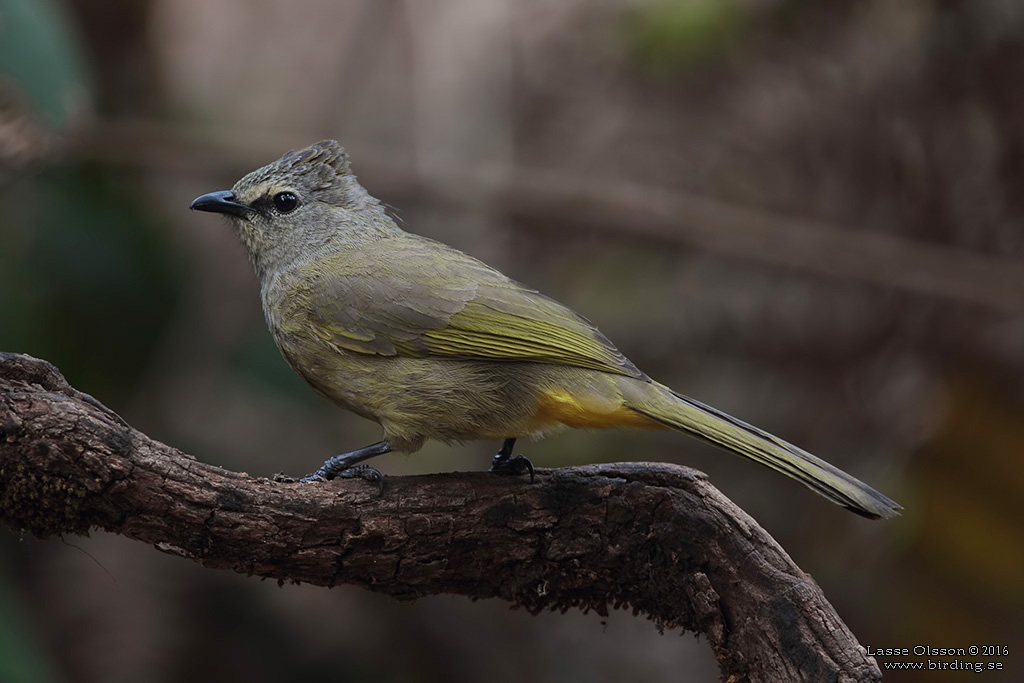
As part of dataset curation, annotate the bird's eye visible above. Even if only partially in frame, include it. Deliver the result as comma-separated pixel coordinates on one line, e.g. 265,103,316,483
272,191,299,213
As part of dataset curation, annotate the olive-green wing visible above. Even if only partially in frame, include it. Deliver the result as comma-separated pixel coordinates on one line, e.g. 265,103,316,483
296,236,645,379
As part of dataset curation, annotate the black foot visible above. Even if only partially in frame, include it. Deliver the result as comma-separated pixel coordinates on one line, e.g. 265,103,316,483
285,441,392,493
490,448,535,483
300,464,384,494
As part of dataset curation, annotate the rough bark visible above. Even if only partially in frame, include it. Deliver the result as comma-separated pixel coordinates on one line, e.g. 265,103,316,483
0,352,881,682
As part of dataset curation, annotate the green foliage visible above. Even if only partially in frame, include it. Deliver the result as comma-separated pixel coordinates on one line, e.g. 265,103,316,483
625,0,749,73
0,166,181,403
0,0,90,127
0,576,56,683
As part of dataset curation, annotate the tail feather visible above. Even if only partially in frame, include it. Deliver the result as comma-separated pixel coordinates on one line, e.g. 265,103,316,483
626,382,901,519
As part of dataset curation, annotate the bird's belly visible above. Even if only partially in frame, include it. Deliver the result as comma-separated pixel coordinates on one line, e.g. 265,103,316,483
273,332,665,446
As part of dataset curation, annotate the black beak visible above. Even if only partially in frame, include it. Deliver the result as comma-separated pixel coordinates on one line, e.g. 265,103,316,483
190,190,253,217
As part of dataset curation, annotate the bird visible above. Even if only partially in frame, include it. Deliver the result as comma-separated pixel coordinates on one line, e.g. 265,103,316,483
190,140,900,519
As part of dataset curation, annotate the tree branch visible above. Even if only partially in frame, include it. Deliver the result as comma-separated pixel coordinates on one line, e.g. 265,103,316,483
0,352,881,682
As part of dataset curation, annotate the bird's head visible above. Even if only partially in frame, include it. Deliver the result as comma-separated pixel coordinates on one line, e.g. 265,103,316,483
190,140,396,277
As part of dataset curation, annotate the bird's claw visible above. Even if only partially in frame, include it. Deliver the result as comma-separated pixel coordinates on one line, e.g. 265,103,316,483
490,452,535,483
297,464,385,495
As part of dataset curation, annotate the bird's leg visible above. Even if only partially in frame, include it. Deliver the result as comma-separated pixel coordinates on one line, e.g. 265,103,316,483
489,437,535,482
294,440,391,492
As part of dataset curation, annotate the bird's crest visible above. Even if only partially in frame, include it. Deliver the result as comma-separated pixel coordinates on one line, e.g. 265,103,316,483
236,140,353,196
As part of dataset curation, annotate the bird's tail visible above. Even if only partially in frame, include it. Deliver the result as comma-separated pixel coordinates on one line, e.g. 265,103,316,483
621,380,901,519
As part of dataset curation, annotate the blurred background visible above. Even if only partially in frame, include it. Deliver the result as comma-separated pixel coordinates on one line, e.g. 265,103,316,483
1,0,1022,681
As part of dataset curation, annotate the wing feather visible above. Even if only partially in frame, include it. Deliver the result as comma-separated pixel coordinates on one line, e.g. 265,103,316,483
296,236,645,379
